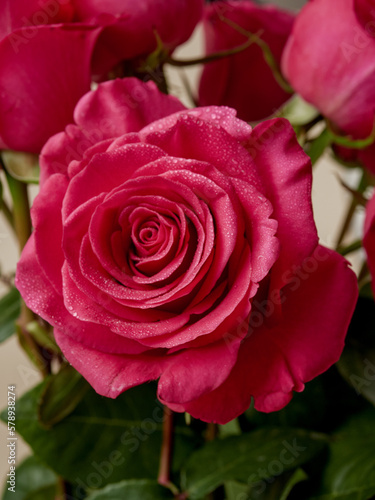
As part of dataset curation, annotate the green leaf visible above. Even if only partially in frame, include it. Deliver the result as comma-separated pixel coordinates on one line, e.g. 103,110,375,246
279,468,308,500
311,410,375,500
2,455,57,500
279,95,320,127
218,418,241,438
225,480,250,500
26,321,60,354
225,468,308,500
0,287,21,343
306,129,332,165
337,297,375,406
85,479,174,500
182,428,327,499
0,381,202,497
38,364,90,428
337,346,375,407
1,151,39,184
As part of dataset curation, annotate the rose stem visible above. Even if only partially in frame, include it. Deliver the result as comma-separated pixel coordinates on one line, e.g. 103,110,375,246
5,171,50,376
336,169,368,249
158,406,175,490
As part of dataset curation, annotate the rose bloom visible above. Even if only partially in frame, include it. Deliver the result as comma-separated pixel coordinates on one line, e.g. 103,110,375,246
364,193,375,296
199,0,294,122
0,0,202,153
282,0,375,174
16,78,358,424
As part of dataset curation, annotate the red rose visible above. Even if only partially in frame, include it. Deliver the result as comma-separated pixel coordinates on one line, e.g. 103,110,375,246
282,0,375,173
0,0,203,153
16,78,358,424
364,193,375,296
199,0,294,122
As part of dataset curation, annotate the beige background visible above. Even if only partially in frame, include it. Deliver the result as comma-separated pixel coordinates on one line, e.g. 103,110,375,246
0,0,362,490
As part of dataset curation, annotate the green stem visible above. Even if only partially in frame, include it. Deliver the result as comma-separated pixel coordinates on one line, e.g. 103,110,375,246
335,170,369,249
217,15,293,94
166,32,260,67
5,172,32,252
5,171,50,376
337,239,363,256
0,197,15,232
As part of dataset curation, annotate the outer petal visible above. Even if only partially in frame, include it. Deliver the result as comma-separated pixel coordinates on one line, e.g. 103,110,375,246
54,328,166,398
0,0,74,40
180,247,358,423
282,0,375,139
31,173,67,292
74,78,186,139
244,118,317,292
16,236,148,355
0,24,101,153
363,193,375,295
158,337,242,405
199,1,294,121
55,324,242,404
39,78,186,184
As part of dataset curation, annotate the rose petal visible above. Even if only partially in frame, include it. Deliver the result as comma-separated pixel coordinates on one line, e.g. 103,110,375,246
0,0,74,40
74,78,186,138
244,118,317,292
282,0,375,139
0,24,101,153
32,173,67,292
16,236,149,355
364,193,375,295
199,1,294,121
54,328,166,398
180,247,358,423
158,337,242,404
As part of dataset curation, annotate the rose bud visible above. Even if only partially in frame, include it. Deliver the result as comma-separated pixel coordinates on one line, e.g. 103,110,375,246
0,0,203,153
199,0,295,122
16,78,358,424
282,0,375,174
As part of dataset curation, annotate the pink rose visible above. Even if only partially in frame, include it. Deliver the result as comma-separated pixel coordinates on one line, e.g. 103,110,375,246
199,1,294,122
282,0,375,173
16,78,358,424
0,0,203,153
364,193,375,296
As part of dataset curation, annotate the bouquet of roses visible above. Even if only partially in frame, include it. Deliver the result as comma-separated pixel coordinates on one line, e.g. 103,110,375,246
1,0,375,498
